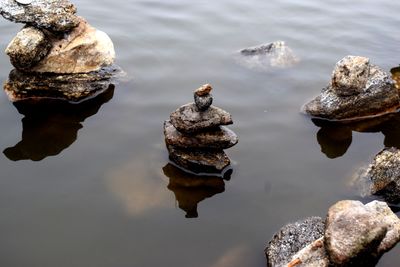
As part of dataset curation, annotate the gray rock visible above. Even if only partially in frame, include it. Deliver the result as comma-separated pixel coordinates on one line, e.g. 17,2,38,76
5,26,51,70
0,0,79,33
170,103,233,133
331,56,370,96
194,93,213,111
356,147,400,203
324,200,400,266
164,120,238,149
303,60,399,120
3,65,123,103
237,41,299,72
265,217,325,267
167,145,231,174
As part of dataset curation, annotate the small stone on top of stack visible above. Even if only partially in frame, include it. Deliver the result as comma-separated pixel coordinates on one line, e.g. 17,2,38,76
164,84,238,174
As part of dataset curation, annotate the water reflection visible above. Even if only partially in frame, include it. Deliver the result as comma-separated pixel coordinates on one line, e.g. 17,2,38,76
3,85,115,161
162,163,230,218
312,112,400,158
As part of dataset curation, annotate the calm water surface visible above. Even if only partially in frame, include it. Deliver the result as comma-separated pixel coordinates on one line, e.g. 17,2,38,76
0,0,400,266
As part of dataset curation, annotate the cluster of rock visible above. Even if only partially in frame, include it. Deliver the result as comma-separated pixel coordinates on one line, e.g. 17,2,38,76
0,0,118,102
164,84,238,174
303,55,400,120
236,41,299,72
265,200,400,267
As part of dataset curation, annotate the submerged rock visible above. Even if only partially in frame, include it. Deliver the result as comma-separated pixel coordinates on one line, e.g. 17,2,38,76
354,147,400,203
163,163,226,218
167,145,230,174
164,120,238,149
265,217,325,267
5,26,51,70
303,56,399,120
4,65,123,103
0,0,79,33
325,200,400,266
236,41,299,72
30,17,115,74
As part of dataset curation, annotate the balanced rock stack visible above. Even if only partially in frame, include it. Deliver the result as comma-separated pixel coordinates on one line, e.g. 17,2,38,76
164,84,238,174
0,0,117,102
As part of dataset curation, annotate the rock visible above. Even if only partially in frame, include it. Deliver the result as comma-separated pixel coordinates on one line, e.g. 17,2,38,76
0,0,79,33
265,217,325,267
164,120,238,149
195,84,212,96
167,145,231,174
30,17,115,74
170,103,233,133
3,65,123,103
5,26,51,70
285,237,329,267
163,163,225,218
324,200,400,266
237,41,299,71
331,56,370,96
194,93,213,111
303,57,399,120
356,147,400,203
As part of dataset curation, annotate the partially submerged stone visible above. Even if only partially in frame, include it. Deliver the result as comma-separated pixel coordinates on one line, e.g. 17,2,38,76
167,145,231,174
354,147,400,203
31,17,115,74
170,103,233,133
164,120,238,149
265,217,325,267
303,56,399,120
5,26,52,70
237,41,299,71
4,65,122,103
0,0,79,33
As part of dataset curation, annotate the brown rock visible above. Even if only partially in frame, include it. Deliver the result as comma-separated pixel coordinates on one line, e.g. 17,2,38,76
31,17,115,74
5,26,52,70
286,237,329,267
195,84,212,96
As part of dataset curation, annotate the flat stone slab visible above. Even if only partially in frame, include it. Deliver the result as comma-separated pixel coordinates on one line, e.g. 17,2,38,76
170,103,233,133
164,120,238,149
4,65,123,103
303,64,400,120
167,145,231,174
0,0,79,33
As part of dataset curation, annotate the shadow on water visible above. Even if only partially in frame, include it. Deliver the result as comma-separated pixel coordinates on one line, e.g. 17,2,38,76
162,163,231,218
312,112,400,159
3,84,115,161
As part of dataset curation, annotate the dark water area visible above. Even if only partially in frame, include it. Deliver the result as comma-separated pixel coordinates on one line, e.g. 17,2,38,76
0,0,400,266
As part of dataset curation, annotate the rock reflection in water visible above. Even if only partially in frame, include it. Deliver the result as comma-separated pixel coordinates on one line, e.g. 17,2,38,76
312,112,400,159
3,85,114,161
162,163,231,218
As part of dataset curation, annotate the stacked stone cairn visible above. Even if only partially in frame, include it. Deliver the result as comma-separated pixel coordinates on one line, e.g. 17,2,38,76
164,84,238,174
0,0,117,102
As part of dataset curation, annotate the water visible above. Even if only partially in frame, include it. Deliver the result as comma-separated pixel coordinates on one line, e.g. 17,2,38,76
0,0,399,266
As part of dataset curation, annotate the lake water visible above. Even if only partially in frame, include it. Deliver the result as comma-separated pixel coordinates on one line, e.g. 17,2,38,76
0,0,399,266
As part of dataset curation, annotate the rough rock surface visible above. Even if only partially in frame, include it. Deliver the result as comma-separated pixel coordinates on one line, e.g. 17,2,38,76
325,200,400,266
356,147,400,203
4,65,122,103
237,41,299,71
194,93,213,111
285,237,329,267
331,56,370,96
164,120,238,149
0,0,79,33
195,84,212,96
31,17,115,73
265,217,325,267
303,57,399,120
170,103,233,133
167,145,231,174
5,26,51,70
